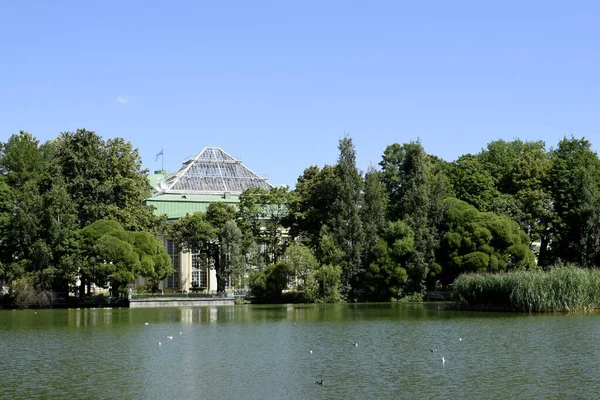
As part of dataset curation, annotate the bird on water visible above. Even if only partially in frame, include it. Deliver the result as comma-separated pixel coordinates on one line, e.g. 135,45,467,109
315,379,324,385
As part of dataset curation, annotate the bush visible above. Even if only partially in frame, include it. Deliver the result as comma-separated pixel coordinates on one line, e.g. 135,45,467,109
9,277,55,308
250,262,293,303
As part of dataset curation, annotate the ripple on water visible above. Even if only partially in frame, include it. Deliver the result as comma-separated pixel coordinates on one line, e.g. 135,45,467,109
1,306,600,399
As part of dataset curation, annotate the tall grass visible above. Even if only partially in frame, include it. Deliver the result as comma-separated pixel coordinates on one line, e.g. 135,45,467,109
453,264,600,312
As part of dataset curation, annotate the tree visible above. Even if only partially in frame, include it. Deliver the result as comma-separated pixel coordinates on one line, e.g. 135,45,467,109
436,198,537,284
380,140,445,292
0,132,78,293
330,136,364,296
78,219,172,295
170,211,216,287
363,220,412,301
132,231,173,292
55,129,157,231
219,220,244,290
287,165,340,249
449,154,498,212
361,166,388,258
0,131,45,189
547,136,600,266
170,203,241,292
284,243,319,302
249,262,293,303
238,186,292,265
104,137,156,231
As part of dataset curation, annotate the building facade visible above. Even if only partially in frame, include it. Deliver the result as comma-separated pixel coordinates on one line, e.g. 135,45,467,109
138,147,272,293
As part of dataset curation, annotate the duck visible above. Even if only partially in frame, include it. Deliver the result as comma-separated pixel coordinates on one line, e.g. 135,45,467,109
353,343,359,347
167,336,173,340
315,379,324,385
429,349,439,353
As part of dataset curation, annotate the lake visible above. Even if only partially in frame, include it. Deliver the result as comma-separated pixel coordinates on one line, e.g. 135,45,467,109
1,303,599,399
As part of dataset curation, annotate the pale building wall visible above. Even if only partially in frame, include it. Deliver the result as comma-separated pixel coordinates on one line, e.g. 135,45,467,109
209,268,217,293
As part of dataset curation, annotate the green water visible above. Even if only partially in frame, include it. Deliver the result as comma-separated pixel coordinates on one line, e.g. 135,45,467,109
1,303,600,399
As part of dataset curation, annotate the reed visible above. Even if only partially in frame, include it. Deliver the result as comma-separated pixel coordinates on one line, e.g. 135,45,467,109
453,265,600,312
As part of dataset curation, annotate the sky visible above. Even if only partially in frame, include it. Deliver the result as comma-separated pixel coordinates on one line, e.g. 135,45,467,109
1,1,599,188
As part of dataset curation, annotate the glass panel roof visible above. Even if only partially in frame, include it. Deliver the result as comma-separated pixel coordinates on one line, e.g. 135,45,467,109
155,147,272,195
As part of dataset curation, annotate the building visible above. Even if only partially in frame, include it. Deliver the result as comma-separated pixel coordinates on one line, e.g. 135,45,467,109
139,147,273,293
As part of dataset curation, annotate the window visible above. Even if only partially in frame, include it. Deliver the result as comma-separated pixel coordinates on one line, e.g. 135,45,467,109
166,240,179,289
191,253,207,289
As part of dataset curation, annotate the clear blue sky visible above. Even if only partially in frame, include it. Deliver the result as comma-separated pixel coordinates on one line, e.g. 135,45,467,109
1,1,599,187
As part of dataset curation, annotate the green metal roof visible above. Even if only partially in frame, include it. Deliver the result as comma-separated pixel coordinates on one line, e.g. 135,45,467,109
144,193,240,219
148,170,169,190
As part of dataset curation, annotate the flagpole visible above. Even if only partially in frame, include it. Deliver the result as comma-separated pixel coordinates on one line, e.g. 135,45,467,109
161,149,164,172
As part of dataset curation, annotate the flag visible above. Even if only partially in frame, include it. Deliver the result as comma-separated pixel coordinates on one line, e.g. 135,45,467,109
155,149,163,161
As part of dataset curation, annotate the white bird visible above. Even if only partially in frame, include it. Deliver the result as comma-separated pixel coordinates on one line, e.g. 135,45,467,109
179,332,182,335
353,343,359,347
167,336,173,340
442,357,446,364
144,322,149,326
158,342,161,346
459,338,462,341
309,349,313,354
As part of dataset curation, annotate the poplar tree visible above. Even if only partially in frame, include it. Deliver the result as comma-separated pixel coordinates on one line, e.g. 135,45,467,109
330,137,364,296
380,140,444,293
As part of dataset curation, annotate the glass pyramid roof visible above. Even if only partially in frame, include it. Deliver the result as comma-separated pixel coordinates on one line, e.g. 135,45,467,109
155,147,273,195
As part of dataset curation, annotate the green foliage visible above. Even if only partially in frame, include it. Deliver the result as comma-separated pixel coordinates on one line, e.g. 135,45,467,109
9,275,54,308
436,198,537,284
363,221,412,301
399,292,424,303
315,264,343,303
170,205,243,292
219,220,244,290
55,129,156,231
284,243,319,302
78,219,171,295
330,137,364,294
361,167,388,262
380,140,447,292
547,136,600,266
449,154,498,212
249,262,293,303
453,265,600,312
238,186,292,265
287,165,340,248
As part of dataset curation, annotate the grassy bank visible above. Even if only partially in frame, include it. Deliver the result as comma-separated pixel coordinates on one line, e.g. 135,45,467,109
453,265,600,312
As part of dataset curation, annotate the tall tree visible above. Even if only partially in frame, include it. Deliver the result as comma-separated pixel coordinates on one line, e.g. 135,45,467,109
380,140,445,292
55,129,156,231
287,165,340,249
220,220,244,290
547,136,600,266
330,137,364,296
206,202,238,291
